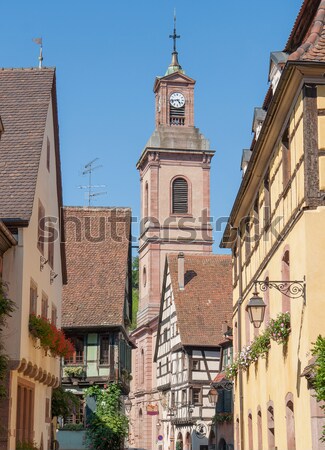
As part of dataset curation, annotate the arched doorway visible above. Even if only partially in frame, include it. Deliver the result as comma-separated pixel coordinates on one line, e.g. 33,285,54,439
176,431,183,450
218,438,227,450
185,431,191,450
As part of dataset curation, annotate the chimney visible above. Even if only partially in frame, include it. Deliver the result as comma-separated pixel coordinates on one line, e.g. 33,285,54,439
178,252,185,290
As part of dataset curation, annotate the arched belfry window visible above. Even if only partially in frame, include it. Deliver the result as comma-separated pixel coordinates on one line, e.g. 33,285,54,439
172,178,188,214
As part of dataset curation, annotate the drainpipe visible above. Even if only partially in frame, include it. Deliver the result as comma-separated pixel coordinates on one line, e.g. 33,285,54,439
237,232,245,450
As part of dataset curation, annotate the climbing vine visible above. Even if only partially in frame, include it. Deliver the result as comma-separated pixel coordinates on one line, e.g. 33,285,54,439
226,312,290,379
311,335,325,442
84,383,129,450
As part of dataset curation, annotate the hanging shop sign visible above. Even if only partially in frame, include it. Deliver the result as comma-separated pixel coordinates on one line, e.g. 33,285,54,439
146,404,159,415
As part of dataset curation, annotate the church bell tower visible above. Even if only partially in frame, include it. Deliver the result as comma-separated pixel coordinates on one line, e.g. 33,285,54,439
130,18,215,450
136,22,215,326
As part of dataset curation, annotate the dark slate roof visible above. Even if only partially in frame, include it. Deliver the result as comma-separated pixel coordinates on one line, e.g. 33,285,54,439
62,207,131,328
167,254,232,347
0,68,57,221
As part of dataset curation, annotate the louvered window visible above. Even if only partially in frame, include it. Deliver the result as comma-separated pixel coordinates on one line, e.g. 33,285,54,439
172,178,188,214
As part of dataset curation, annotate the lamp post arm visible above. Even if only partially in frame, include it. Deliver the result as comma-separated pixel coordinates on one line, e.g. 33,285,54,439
255,279,306,303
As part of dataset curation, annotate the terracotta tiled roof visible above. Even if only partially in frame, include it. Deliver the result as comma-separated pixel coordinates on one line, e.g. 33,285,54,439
0,68,56,221
288,0,325,61
62,207,131,328
168,254,232,347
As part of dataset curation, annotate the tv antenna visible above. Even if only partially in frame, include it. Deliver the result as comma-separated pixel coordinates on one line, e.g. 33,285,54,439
78,158,107,206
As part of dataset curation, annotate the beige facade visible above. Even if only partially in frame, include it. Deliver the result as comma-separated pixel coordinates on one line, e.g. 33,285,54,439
0,69,65,450
222,54,325,450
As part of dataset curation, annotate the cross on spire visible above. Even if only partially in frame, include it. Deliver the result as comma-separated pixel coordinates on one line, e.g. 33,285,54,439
169,11,180,53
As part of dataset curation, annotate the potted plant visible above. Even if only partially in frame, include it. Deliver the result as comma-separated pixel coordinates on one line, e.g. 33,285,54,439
29,314,74,358
64,366,84,379
16,441,39,450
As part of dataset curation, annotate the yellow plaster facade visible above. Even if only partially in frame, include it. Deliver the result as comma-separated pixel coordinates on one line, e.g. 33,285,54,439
222,63,325,450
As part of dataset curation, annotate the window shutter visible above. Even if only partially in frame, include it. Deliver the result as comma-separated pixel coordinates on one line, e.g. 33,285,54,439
172,178,188,214
224,389,233,413
216,390,225,413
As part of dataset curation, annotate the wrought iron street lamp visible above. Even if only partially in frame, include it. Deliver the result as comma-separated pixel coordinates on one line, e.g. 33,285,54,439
247,279,306,328
246,289,266,328
208,388,219,404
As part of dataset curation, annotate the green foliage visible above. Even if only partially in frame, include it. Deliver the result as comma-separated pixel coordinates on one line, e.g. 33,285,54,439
132,256,139,290
51,387,80,419
250,330,271,359
130,288,139,330
61,423,84,431
84,383,129,450
64,366,84,378
226,312,291,379
213,413,233,424
311,335,325,442
16,441,39,450
0,282,15,398
269,312,291,344
176,442,183,450
130,256,139,329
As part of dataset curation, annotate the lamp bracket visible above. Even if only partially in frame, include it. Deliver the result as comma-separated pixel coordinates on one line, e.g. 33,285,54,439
255,279,305,302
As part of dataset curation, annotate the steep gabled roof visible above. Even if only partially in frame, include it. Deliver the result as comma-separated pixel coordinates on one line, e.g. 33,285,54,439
0,68,59,221
167,254,232,347
62,207,131,329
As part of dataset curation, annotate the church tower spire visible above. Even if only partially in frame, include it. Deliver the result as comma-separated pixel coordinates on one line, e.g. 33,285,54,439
166,12,184,75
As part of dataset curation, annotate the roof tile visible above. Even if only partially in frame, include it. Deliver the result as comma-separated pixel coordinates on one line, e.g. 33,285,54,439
62,207,131,328
168,254,232,347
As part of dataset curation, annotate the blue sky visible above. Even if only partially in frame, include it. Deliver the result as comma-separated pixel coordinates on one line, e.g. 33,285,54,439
1,0,303,251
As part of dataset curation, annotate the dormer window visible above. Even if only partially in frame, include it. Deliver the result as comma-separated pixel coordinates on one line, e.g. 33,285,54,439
241,149,252,176
269,52,288,94
252,108,267,140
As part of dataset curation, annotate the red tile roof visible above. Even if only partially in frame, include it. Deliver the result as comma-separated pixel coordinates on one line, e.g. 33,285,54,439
287,0,325,61
167,254,232,347
62,207,131,328
0,68,57,221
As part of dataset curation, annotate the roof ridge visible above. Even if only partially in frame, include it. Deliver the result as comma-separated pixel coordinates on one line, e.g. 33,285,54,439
63,206,132,211
0,67,55,71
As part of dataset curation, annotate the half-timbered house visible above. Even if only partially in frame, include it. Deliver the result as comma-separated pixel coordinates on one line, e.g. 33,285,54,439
58,207,133,444
154,253,232,450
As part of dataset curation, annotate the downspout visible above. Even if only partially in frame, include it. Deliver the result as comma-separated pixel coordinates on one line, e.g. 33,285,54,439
237,231,245,450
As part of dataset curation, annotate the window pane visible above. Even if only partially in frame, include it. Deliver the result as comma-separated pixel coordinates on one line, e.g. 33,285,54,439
99,335,109,365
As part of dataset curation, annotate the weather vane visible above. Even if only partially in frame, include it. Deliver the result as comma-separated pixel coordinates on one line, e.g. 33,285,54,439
32,37,43,69
169,9,180,53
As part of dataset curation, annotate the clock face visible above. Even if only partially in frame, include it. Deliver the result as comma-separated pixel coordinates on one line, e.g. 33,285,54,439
170,92,185,108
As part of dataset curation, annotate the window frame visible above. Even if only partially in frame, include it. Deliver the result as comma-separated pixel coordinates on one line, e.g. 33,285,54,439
171,176,191,216
29,281,37,316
